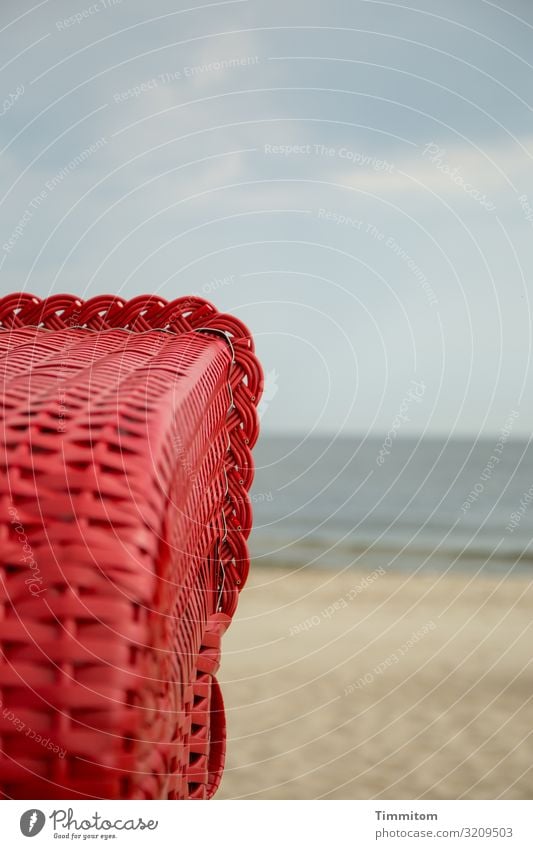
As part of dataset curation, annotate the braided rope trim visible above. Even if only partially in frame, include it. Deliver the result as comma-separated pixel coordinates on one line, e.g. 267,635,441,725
0,292,263,617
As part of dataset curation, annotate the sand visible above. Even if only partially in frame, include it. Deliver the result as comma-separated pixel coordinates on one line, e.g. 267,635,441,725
217,565,533,799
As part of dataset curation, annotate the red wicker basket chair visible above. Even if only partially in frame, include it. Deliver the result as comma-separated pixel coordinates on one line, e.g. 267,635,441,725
0,293,262,800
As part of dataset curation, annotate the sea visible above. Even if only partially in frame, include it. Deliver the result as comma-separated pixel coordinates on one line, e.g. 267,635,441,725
248,436,533,575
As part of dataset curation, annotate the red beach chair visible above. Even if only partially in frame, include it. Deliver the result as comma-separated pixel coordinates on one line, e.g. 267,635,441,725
0,293,262,800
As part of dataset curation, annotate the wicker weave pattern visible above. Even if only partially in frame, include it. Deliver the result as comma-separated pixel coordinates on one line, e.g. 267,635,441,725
0,294,262,800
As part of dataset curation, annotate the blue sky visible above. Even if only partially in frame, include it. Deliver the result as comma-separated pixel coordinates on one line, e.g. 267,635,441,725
1,0,532,437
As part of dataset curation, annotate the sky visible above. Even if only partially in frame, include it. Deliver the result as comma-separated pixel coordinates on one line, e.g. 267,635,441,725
0,0,532,438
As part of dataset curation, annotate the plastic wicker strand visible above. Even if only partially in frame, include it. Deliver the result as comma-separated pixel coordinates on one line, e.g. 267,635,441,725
0,293,263,800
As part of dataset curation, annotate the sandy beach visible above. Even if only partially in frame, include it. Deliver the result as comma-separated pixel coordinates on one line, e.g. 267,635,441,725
218,565,533,800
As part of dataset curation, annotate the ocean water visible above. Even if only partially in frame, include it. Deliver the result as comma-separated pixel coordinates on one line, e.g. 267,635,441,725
248,436,533,574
